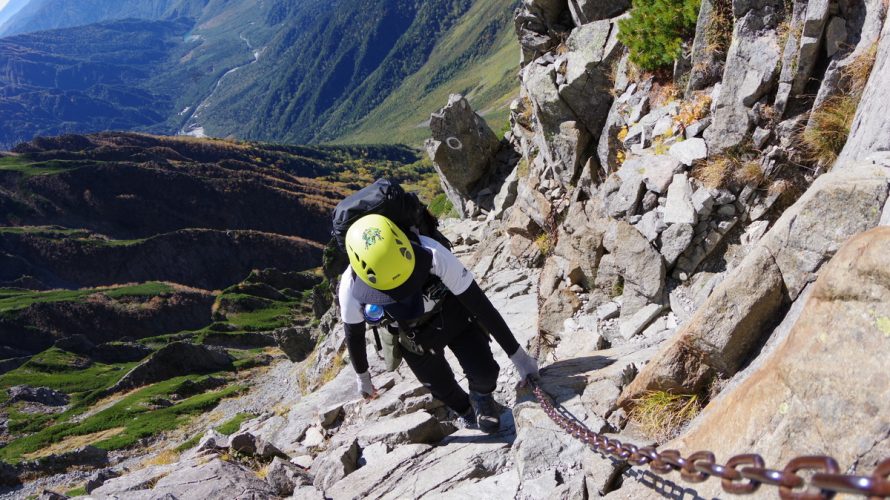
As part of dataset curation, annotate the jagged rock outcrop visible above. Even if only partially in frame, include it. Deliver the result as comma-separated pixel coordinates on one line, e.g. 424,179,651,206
703,0,786,152
611,227,890,498
839,15,890,163
425,94,501,218
619,160,890,404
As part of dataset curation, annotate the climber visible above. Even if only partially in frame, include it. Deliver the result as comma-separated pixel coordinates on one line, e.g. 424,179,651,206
338,213,540,433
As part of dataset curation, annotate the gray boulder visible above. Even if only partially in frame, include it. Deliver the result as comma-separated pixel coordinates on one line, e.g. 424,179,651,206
663,173,696,224
356,411,450,447
604,221,666,318
230,431,287,460
634,210,666,242
685,0,727,93
150,457,275,498
312,440,360,491
558,20,620,140
189,428,230,455
85,468,119,494
668,138,708,166
490,167,519,219
523,63,586,187
266,456,311,496
107,342,232,394
618,154,680,194
567,0,630,26
704,0,785,152
619,304,666,340
605,172,644,218
425,94,500,218
515,7,557,67
791,0,831,96
8,385,68,406
273,326,316,362
90,463,178,496
660,223,695,267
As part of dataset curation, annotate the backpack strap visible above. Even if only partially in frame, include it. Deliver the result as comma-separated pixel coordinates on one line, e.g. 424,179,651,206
372,325,383,352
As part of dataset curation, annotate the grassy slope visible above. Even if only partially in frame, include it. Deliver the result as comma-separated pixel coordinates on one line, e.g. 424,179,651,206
0,283,174,316
337,0,519,146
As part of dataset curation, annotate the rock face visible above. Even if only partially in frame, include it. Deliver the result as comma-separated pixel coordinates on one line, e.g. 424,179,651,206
704,0,785,152
604,221,666,318
425,94,501,217
839,16,890,163
356,411,450,447
620,161,890,403
273,326,317,362
617,227,890,498
108,342,233,394
150,458,276,499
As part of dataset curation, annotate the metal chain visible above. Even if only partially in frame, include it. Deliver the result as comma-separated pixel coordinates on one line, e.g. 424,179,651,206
530,381,890,499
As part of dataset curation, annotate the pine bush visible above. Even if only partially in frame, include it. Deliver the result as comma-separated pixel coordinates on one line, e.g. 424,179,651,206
618,0,702,70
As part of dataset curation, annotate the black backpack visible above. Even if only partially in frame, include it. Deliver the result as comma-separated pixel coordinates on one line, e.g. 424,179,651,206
326,178,451,280
331,178,450,251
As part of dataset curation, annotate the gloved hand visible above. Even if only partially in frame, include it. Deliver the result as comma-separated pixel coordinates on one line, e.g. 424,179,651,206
356,371,377,399
509,347,540,386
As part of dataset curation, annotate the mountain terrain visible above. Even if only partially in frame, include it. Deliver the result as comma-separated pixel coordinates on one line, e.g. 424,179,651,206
0,0,30,31
0,0,519,149
2,0,890,498
0,132,426,491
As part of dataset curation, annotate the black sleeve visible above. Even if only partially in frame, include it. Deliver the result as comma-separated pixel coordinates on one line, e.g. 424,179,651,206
455,281,520,356
344,322,369,374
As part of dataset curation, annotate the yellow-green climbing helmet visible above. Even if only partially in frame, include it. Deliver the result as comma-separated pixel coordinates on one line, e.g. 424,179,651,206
345,214,415,290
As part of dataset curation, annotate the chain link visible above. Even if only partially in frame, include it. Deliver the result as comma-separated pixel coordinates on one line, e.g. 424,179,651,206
530,381,890,498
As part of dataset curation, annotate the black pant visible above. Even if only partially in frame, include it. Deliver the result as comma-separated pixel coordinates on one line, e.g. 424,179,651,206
400,317,500,414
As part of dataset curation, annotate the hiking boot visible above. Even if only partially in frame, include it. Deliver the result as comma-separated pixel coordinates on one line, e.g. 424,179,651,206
469,391,500,433
454,407,477,430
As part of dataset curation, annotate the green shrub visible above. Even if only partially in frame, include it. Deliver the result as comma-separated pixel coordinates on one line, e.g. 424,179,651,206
618,0,701,70
428,193,457,218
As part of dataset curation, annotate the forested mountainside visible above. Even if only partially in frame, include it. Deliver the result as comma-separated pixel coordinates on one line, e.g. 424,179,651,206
0,0,519,148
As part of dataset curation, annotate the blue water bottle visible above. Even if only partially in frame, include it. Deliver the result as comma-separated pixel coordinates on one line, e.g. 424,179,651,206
363,304,385,324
